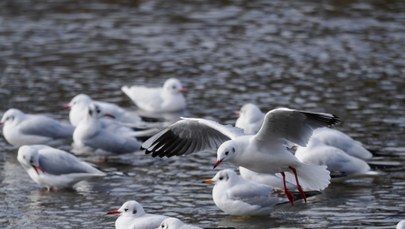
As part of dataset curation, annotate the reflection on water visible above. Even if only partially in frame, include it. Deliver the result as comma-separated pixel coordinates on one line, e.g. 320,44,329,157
0,0,404,228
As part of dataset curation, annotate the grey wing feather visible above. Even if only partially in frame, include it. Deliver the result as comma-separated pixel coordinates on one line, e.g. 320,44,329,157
20,115,74,139
83,130,140,154
228,183,281,208
255,108,340,147
141,119,241,158
39,149,100,175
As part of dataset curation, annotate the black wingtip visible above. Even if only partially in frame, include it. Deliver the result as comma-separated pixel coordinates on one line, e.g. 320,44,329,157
330,114,341,126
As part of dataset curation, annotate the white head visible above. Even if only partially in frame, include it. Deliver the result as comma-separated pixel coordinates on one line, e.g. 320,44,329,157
66,94,93,126
238,103,264,122
17,145,42,174
83,104,102,122
204,169,239,186
1,108,25,127
107,200,146,218
162,78,186,95
214,140,237,169
67,94,92,109
158,217,185,229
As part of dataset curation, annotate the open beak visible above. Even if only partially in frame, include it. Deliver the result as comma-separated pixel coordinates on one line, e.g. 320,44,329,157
180,88,188,93
213,159,222,169
106,209,121,215
63,104,71,110
203,179,214,185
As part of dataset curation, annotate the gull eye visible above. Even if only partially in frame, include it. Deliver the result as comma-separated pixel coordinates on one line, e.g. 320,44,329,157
96,107,101,114
219,176,224,180
124,208,128,212
29,160,34,164
224,151,229,156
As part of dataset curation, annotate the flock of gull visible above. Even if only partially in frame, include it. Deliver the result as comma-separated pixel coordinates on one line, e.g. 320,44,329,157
2,78,402,229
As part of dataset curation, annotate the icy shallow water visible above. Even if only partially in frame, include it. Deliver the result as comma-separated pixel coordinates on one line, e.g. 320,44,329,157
0,0,404,228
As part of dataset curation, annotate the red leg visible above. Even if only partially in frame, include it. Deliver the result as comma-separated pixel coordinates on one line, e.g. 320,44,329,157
281,171,294,205
289,166,307,203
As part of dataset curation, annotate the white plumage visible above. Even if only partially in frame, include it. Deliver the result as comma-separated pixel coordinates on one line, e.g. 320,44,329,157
17,145,105,190
107,200,167,229
121,78,187,113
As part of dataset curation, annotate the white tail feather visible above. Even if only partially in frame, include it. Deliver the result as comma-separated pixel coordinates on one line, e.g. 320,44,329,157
284,163,331,191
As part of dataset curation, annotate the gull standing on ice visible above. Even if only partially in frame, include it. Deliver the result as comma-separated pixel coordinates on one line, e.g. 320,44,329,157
121,78,187,113
17,145,105,190
107,200,167,229
142,107,339,204
73,104,141,155
1,108,74,147
158,217,202,229
204,169,317,215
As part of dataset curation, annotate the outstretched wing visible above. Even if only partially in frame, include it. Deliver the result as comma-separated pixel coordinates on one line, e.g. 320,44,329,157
254,108,339,147
142,118,245,158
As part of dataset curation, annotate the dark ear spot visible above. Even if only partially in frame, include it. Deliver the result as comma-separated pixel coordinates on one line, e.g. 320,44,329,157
88,109,93,116
232,147,235,153
132,209,137,214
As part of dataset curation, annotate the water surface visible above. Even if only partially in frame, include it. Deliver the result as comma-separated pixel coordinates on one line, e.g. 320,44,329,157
0,0,404,228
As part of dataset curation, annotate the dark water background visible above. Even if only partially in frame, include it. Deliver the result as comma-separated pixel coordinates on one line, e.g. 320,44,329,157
0,0,404,228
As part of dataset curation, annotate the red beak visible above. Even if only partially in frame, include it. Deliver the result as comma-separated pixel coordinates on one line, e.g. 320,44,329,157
32,165,43,175
180,88,188,93
234,111,240,117
0,122,3,127
63,104,71,110
106,209,121,215
213,159,222,169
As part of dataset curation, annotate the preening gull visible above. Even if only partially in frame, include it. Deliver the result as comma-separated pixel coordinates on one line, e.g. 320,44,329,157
73,104,141,155
17,145,105,190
